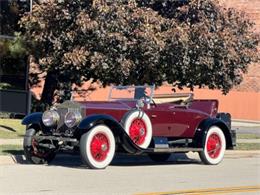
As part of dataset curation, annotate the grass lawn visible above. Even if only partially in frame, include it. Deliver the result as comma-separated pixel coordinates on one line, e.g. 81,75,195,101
0,145,23,155
235,143,260,150
237,134,260,139
0,119,25,139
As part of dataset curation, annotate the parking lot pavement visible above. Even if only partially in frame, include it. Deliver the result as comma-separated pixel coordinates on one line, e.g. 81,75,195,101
0,151,259,195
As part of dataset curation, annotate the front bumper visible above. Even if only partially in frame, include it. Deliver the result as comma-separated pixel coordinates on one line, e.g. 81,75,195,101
34,135,79,150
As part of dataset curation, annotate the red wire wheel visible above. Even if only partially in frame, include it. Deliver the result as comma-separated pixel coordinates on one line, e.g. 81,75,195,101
123,110,152,149
206,133,222,159
23,128,56,164
129,119,147,145
199,126,226,165
80,125,115,169
90,133,110,162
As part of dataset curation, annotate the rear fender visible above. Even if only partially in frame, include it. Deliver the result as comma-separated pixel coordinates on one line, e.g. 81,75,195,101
193,118,233,149
77,114,142,154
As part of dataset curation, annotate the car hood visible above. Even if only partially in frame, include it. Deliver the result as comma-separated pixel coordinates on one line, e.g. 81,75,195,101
78,101,137,111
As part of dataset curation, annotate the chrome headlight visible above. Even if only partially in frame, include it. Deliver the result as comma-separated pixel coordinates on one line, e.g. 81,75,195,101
64,111,82,128
42,110,60,127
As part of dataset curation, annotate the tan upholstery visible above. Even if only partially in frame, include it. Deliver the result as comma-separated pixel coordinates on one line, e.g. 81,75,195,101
153,93,193,104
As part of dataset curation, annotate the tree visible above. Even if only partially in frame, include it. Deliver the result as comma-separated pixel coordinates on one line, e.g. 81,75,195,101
0,0,30,90
20,0,259,107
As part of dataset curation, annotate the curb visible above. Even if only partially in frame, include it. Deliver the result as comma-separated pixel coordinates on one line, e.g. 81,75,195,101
0,155,27,165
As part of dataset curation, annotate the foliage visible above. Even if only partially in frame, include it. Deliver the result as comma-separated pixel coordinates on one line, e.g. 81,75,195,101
0,34,28,90
0,0,30,36
19,0,259,106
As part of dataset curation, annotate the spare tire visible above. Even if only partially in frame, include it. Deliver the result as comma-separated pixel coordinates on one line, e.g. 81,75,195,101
122,110,152,149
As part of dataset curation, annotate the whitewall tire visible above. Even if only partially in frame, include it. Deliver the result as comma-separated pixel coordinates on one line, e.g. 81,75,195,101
80,125,115,169
122,110,152,149
199,126,226,165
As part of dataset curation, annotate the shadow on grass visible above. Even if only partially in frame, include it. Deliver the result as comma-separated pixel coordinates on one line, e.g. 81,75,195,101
0,125,16,132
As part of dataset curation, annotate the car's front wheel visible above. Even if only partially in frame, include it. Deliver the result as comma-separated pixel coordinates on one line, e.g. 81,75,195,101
199,126,226,165
80,125,116,169
23,128,56,164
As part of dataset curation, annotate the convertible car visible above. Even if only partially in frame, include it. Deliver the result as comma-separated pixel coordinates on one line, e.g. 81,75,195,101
22,85,236,169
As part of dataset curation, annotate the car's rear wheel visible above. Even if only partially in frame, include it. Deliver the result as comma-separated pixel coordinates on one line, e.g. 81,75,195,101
122,110,152,149
199,126,226,165
23,128,56,164
80,125,115,169
148,153,171,162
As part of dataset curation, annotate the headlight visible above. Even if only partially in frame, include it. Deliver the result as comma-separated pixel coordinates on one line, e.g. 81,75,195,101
64,111,82,128
42,110,60,127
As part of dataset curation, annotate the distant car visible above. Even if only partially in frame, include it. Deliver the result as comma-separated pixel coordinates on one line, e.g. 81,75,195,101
22,85,236,169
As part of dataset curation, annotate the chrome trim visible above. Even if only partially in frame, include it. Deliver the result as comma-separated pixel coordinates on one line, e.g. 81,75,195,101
64,111,82,128
42,110,60,127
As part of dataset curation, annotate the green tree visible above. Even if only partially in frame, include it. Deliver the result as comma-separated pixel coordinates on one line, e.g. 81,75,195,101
0,34,27,90
0,0,30,90
20,0,259,107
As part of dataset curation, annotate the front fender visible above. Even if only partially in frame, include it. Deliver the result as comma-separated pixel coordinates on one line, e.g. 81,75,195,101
22,112,43,126
77,114,142,154
193,118,233,149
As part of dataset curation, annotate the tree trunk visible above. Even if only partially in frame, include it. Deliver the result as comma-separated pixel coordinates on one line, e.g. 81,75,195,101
41,71,58,107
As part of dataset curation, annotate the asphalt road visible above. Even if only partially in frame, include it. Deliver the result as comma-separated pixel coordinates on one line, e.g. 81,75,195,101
0,151,259,195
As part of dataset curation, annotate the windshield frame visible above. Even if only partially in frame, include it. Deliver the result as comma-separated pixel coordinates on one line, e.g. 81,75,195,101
108,85,155,103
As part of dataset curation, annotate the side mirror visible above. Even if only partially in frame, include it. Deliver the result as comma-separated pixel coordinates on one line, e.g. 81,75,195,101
136,99,144,109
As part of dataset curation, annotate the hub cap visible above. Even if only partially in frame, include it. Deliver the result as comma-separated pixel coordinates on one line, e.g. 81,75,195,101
90,133,110,162
129,118,147,145
207,133,222,159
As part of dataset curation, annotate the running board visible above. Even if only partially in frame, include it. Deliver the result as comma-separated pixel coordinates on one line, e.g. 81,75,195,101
146,147,203,153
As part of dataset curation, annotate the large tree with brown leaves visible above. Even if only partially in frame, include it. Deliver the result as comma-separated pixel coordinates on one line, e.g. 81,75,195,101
20,0,259,107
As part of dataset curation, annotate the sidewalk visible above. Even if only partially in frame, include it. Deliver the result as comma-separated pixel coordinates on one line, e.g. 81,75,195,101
232,120,260,128
0,139,22,145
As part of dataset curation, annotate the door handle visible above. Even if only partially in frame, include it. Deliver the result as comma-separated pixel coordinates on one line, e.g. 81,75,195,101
151,114,157,118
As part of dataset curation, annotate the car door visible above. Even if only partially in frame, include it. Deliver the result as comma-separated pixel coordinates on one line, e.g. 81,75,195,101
144,104,176,137
145,104,205,138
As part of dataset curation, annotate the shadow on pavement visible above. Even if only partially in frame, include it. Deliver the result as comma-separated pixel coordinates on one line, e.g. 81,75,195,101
12,152,201,169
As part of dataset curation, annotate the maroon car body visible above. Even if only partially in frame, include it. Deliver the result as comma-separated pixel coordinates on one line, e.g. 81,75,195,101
84,100,216,138
22,85,236,169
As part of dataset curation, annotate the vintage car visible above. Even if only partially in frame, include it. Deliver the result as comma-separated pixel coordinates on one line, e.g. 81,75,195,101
22,85,236,169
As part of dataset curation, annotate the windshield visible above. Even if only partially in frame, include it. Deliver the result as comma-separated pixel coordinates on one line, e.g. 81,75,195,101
108,85,155,101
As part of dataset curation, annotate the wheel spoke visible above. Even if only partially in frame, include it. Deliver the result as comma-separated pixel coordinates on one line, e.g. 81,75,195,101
129,118,147,145
206,133,222,159
90,132,110,162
